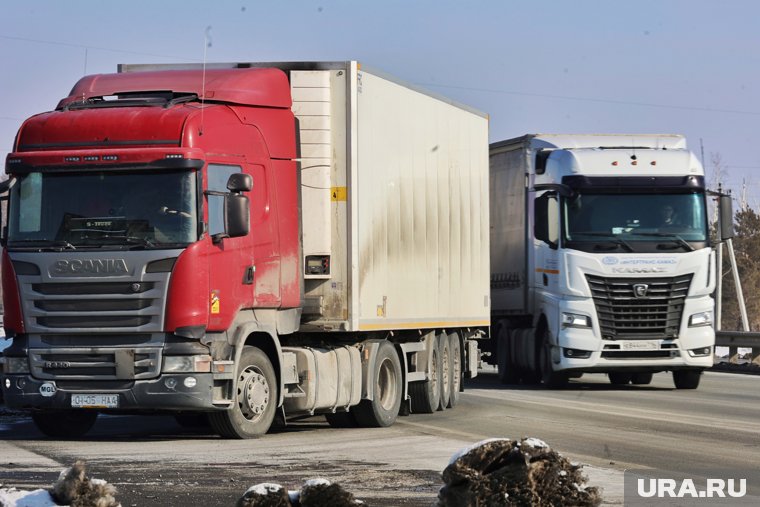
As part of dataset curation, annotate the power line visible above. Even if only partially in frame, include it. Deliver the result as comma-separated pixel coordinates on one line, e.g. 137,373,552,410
0,34,200,62
420,82,760,117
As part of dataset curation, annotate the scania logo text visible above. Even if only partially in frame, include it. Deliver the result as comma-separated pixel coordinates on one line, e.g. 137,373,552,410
51,259,129,276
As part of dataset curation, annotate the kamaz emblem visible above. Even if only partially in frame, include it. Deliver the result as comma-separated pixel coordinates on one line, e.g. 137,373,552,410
633,284,649,298
52,259,129,276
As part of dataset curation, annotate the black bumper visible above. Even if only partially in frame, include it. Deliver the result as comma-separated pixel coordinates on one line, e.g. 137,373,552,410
1,373,219,412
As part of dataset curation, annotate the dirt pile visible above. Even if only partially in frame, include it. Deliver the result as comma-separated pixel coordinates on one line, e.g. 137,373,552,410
236,478,364,507
437,437,602,507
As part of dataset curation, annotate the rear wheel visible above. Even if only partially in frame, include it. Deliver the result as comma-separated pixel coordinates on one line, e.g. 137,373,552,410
673,370,701,389
208,346,277,439
438,334,451,411
608,372,632,385
497,326,520,384
410,337,442,413
353,341,402,427
32,410,98,438
631,372,654,385
538,328,568,388
447,332,462,408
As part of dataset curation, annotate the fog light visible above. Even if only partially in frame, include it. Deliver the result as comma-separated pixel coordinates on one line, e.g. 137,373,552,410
4,378,10,389
183,377,197,388
16,377,26,389
563,348,592,359
688,346,712,357
164,377,177,389
5,357,30,374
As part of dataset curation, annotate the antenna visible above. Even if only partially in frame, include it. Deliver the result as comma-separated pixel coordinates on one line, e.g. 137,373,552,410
200,26,212,136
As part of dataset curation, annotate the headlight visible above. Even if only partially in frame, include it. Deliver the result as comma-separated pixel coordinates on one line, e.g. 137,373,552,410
561,312,591,328
162,355,211,373
4,356,30,374
688,311,713,327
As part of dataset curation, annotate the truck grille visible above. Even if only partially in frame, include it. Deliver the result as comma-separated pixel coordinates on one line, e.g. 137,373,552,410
30,347,162,380
586,274,692,339
22,280,166,333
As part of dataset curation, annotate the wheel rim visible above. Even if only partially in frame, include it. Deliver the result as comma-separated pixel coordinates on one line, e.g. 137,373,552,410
377,357,398,411
430,349,439,391
238,365,270,422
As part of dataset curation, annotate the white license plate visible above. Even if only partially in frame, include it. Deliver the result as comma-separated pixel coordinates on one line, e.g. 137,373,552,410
71,393,119,408
621,340,659,351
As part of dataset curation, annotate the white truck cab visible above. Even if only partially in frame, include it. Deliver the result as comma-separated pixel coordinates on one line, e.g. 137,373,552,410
489,134,714,389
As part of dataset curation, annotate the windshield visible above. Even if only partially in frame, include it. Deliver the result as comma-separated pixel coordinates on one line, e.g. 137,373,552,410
7,170,198,249
563,192,708,252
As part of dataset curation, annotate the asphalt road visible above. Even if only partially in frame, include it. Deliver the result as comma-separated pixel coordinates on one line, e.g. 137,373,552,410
1,370,759,506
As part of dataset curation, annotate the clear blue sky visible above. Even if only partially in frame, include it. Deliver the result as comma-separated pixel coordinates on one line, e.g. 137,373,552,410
2,0,760,202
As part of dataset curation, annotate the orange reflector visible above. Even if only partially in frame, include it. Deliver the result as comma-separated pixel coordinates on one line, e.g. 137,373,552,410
631,161,638,165
612,161,618,166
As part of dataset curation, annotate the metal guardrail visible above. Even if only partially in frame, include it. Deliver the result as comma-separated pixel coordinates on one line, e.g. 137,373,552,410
715,331,760,367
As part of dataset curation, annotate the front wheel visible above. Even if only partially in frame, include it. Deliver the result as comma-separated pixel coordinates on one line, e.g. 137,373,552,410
32,410,98,438
354,341,402,427
538,328,568,388
208,346,277,439
673,370,701,389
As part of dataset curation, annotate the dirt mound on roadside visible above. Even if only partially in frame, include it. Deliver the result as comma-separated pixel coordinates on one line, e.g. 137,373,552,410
437,437,602,507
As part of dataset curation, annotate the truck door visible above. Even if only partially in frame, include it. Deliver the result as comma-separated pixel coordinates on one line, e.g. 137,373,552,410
206,162,255,330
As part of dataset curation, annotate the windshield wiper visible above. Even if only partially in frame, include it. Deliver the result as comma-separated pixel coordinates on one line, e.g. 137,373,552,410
570,232,634,252
117,236,158,249
631,232,695,252
7,239,77,251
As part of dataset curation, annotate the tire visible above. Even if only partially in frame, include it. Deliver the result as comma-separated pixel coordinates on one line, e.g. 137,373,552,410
208,346,277,439
324,411,358,428
354,341,402,427
31,410,98,438
497,326,520,384
673,370,701,389
447,332,462,408
538,328,568,388
608,372,632,385
438,334,451,411
410,337,442,414
631,372,654,385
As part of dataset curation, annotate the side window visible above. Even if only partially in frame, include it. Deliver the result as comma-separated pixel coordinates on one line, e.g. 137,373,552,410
207,164,242,236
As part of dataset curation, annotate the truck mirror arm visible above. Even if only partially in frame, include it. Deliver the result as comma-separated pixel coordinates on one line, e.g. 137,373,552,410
534,183,574,198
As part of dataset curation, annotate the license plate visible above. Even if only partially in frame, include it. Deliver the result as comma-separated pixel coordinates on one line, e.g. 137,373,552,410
71,393,119,408
621,340,659,351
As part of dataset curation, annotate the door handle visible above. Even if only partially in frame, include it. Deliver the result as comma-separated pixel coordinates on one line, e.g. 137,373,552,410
243,266,255,285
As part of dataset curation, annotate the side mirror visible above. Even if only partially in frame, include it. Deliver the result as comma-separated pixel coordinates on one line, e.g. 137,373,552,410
534,192,559,249
719,194,733,241
225,194,249,239
227,173,252,193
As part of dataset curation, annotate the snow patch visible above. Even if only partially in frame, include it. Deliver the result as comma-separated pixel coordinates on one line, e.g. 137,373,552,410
522,437,548,449
245,482,284,496
0,488,58,507
303,478,331,487
448,438,511,465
